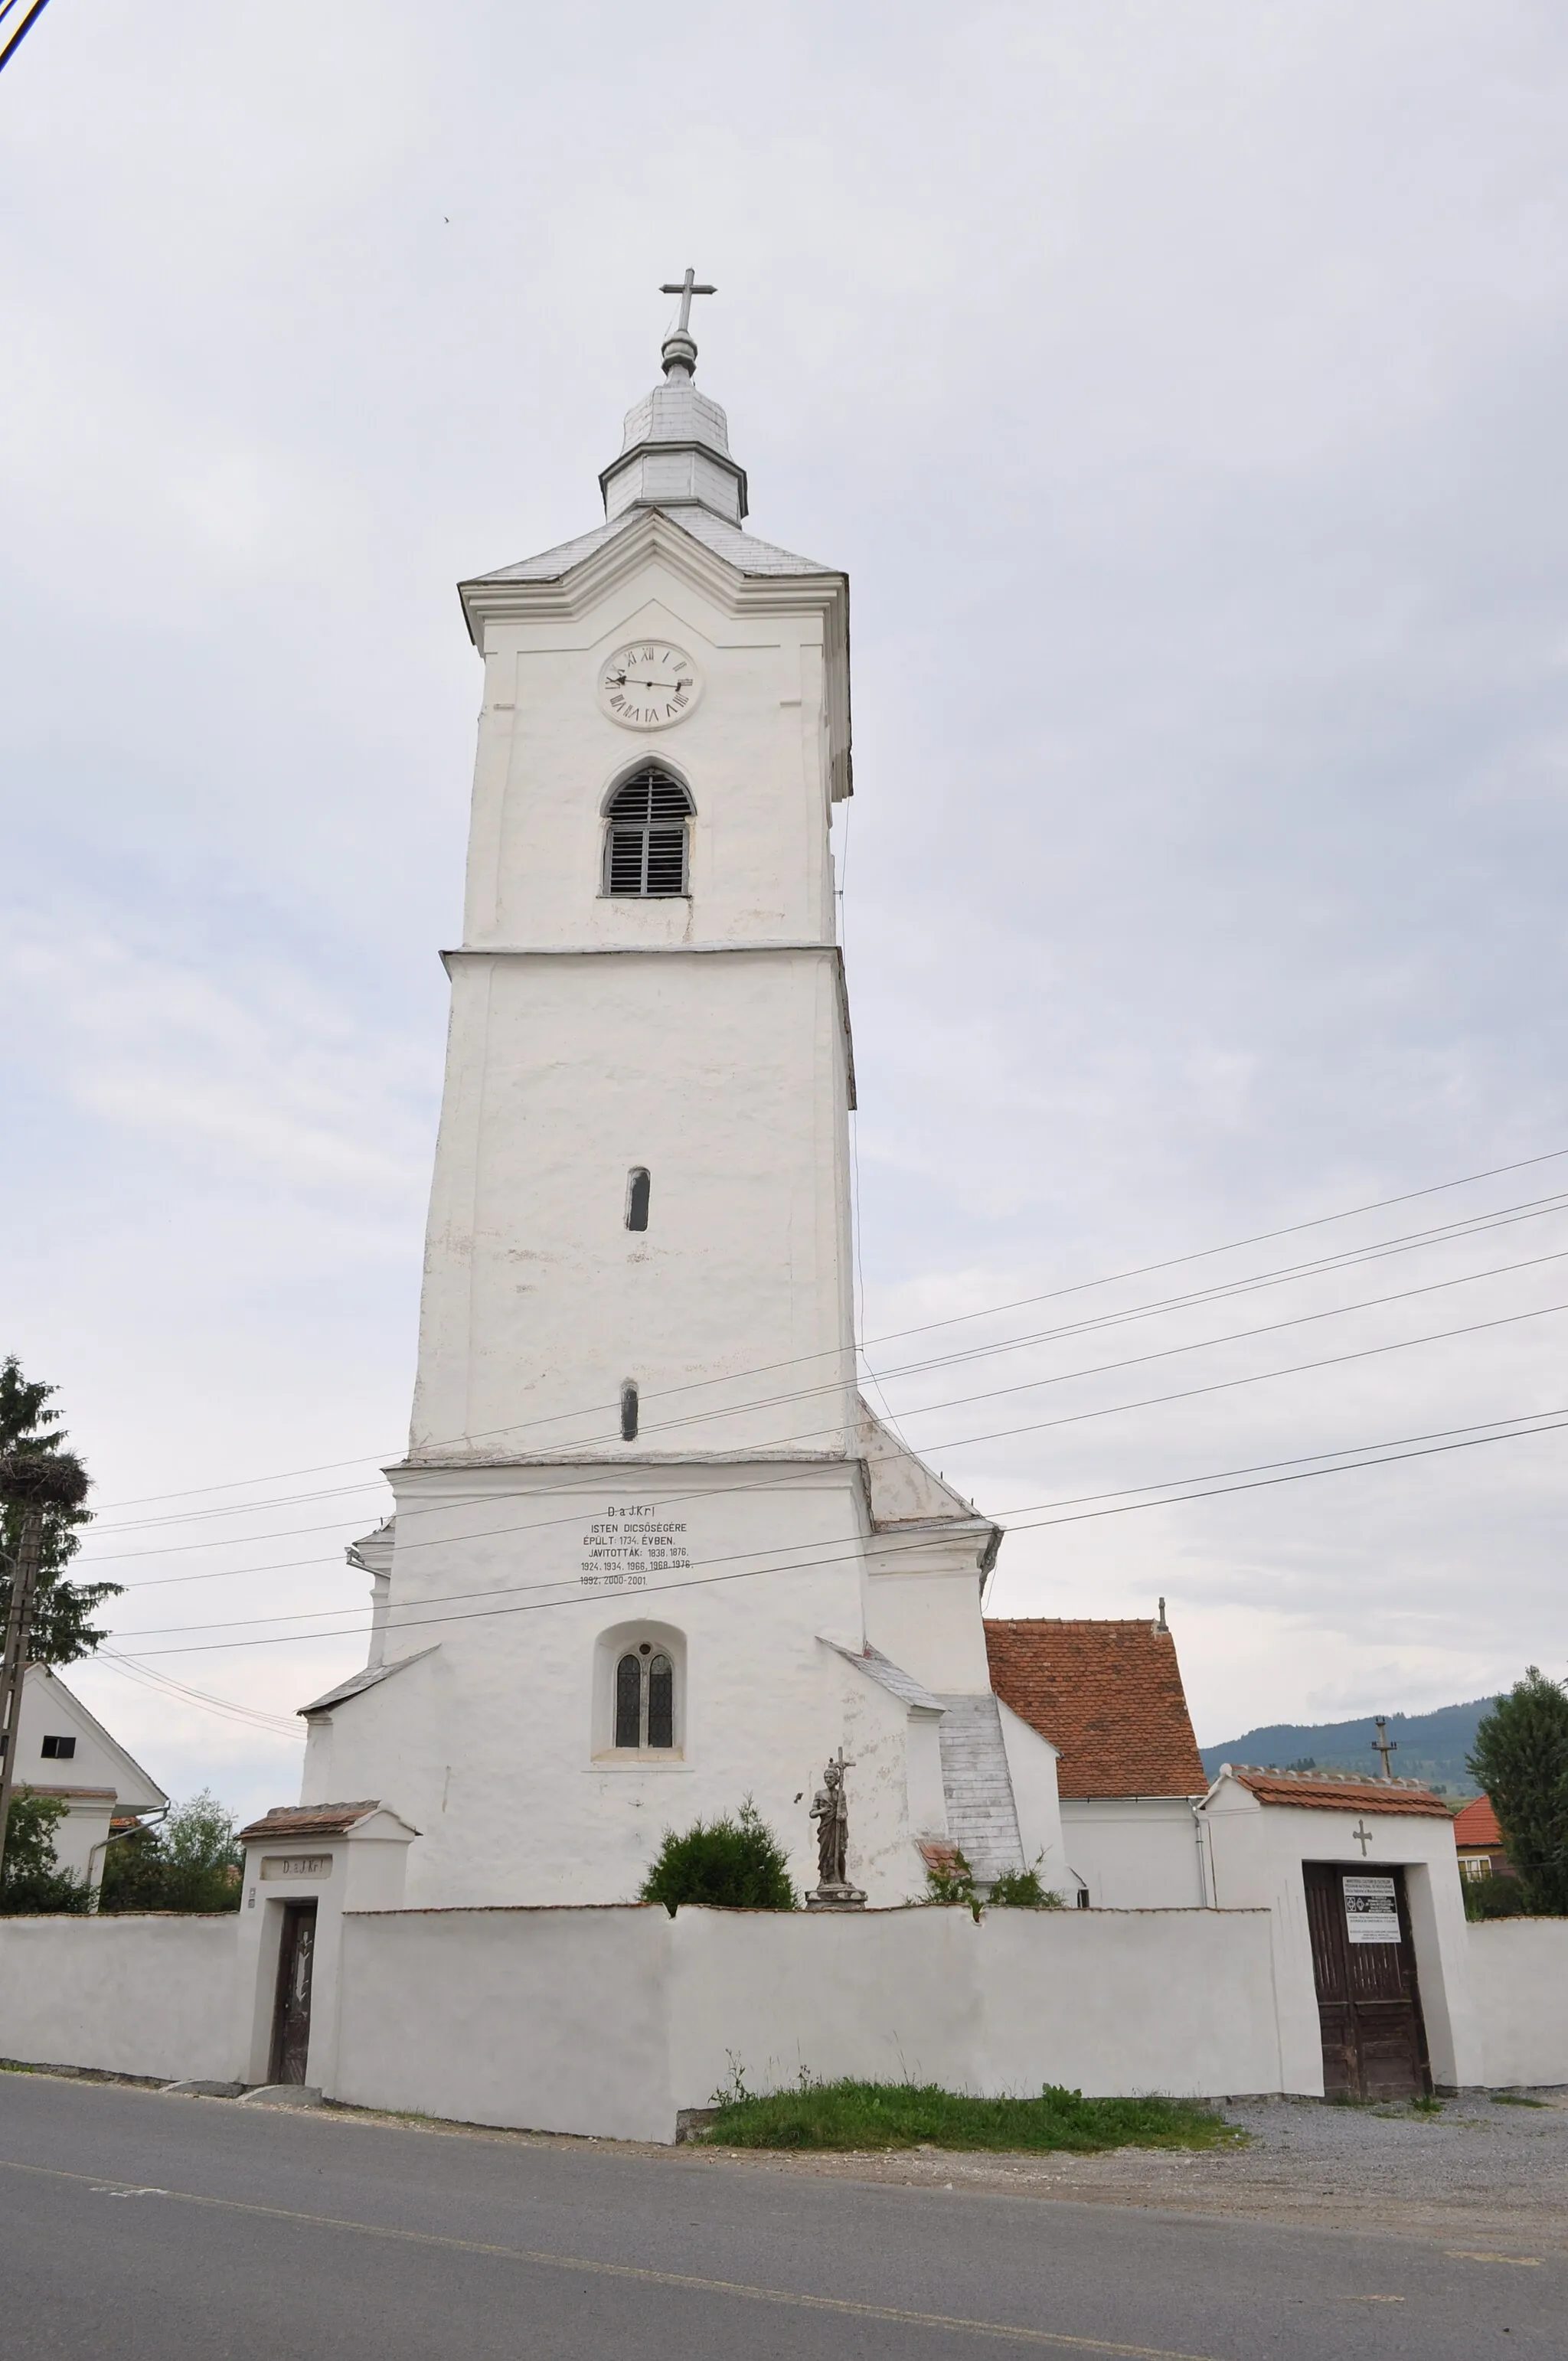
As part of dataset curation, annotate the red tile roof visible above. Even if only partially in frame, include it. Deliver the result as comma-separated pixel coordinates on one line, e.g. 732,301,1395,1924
1452,1794,1503,1848
1227,1768,1452,1818
238,1801,381,1844
984,1618,1207,1798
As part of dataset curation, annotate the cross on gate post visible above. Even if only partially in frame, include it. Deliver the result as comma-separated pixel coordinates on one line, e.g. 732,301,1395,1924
1351,1819,1374,1856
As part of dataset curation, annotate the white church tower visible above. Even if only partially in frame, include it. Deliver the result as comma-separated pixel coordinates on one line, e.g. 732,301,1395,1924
301,282,1067,1906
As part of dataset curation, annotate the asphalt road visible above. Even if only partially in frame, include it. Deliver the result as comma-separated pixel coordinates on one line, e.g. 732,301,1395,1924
0,2073,1557,2359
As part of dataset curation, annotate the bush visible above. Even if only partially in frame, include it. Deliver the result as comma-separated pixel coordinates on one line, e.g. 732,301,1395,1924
702,2078,1242,2154
1463,1873,1528,1921
639,1798,796,1913
0,1789,89,1915
987,1866,1063,1909
922,1848,979,1914
100,1791,242,1915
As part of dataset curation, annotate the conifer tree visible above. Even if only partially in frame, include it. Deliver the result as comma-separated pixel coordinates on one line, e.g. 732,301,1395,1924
1468,1667,1568,1916
0,1357,120,1664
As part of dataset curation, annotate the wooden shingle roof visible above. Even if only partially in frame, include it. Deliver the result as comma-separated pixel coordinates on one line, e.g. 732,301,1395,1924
984,1618,1207,1799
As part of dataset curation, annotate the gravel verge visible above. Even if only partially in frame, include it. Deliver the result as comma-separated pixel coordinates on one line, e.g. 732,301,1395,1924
685,2090,1568,2248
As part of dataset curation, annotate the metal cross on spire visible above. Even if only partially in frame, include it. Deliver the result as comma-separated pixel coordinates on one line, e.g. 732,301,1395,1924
660,267,717,337
657,268,716,380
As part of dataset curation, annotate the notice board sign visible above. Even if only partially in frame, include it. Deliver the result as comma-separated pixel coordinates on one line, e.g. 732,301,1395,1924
1343,1872,1400,1944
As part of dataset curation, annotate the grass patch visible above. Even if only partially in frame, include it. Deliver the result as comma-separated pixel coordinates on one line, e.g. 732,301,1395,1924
701,2079,1243,2154
1491,2090,1548,2108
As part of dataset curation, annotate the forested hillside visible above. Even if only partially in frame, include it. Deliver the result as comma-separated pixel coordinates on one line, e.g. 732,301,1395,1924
1199,1699,1495,1797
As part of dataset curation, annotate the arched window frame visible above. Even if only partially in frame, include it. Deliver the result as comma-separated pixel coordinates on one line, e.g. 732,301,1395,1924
593,1621,687,1762
599,763,694,900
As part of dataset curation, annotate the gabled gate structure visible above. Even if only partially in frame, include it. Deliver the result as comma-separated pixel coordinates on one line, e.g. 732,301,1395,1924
1199,1765,1479,2096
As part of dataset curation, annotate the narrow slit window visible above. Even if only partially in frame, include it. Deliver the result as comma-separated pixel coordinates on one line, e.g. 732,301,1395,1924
626,1167,651,1231
620,1380,639,1442
603,768,693,897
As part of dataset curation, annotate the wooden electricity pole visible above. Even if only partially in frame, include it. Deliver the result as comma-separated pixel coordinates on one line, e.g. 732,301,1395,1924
0,1451,89,1885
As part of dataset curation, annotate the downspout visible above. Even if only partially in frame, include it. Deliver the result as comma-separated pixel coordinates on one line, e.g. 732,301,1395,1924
1190,1799,1210,1906
87,1804,168,1915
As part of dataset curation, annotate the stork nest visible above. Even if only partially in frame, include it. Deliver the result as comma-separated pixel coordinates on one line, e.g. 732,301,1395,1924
0,1451,90,1511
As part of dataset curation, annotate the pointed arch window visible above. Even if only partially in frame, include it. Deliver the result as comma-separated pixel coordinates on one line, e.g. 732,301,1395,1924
603,767,692,898
613,1644,676,1749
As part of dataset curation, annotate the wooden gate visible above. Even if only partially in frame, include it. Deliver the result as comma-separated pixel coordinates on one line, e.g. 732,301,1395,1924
1302,1862,1429,2101
269,1901,318,2086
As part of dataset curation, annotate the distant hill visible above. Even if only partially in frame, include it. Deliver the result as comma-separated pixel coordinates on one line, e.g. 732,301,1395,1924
1199,1699,1498,1798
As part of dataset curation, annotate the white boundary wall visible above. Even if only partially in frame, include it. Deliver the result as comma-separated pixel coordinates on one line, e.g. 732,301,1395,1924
331,1904,1283,2141
0,1917,238,2084
8,1907,1563,2140
1468,1919,1568,2088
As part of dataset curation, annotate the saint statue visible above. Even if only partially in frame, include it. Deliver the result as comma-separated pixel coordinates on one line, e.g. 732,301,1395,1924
812,1758,848,1888
806,1748,865,1909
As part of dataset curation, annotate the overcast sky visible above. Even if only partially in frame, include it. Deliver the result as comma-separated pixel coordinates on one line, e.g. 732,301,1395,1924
3,2,1567,1824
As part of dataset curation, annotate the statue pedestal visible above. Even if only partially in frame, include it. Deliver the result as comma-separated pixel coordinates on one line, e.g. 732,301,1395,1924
806,1883,866,1911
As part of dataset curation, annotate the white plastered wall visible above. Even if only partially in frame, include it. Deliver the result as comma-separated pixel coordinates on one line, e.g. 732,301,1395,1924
1468,1919,1568,2087
412,534,855,1467
1061,1797,1206,1910
995,1702,1067,1895
1199,1772,1483,2092
234,1812,416,2090
304,1463,940,1907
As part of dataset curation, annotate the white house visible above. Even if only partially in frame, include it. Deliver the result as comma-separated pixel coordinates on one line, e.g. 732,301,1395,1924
7,1663,167,1895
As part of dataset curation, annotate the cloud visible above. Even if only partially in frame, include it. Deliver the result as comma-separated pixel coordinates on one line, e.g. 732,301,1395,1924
2,0,1566,1791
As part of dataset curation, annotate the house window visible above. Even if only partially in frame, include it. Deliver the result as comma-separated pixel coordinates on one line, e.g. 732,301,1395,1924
603,768,692,897
613,1644,676,1751
626,1167,651,1232
41,1734,77,1759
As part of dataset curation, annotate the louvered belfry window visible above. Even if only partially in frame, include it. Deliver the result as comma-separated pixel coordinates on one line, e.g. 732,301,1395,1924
605,768,692,897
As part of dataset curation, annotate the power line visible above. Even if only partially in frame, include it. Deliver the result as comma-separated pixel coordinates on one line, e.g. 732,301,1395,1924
91,1286,1568,1604
88,1142,1568,1514
0,0,53,78
94,1649,302,1737
105,1408,1568,1661
82,1175,1568,1541
108,1403,1568,1644
77,1251,1568,1571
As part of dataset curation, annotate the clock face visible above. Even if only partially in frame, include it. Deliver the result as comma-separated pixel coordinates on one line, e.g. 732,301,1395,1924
598,641,701,730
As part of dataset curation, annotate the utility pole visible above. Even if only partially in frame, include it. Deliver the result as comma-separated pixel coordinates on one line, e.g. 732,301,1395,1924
0,1451,89,1884
1371,1715,1398,1781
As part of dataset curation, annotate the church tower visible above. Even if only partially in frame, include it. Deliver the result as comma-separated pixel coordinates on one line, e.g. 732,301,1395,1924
301,285,1065,1907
